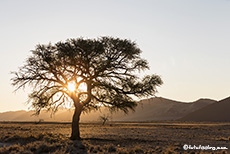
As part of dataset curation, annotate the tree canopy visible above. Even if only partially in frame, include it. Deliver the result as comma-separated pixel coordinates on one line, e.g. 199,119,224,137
12,36,163,139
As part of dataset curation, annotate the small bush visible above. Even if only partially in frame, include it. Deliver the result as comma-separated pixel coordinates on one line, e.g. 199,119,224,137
108,145,117,152
133,145,144,153
221,150,227,154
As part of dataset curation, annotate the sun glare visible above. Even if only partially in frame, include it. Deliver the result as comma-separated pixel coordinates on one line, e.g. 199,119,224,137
67,81,76,92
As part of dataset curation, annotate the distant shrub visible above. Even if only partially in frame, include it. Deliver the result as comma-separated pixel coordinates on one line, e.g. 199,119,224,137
216,137,228,141
164,149,174,154
133,145,144,153
221,150,227,154
108,145,117,152
189,151,196,154
99,114,111,125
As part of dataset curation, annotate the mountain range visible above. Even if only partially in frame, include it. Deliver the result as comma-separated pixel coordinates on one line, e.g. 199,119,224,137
179,96,230,122
2,96,228,122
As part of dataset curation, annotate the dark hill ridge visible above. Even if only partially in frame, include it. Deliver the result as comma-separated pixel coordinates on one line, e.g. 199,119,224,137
179,96,230,122
0,97,217,121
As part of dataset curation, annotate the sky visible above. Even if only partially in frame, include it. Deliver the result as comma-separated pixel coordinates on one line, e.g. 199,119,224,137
0,0,230,112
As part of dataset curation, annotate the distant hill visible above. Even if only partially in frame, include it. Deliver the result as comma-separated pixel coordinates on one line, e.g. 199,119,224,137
179,96,230,122
0,97,216,122
109,97,216,121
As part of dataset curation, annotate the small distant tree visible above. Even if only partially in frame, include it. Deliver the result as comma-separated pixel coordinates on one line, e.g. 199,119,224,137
35,119,44,124
11,37,163,140
99,114,111,125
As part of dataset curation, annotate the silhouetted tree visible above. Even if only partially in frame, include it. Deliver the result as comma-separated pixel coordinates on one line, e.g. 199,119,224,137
99,114,111,125
11,37,163,140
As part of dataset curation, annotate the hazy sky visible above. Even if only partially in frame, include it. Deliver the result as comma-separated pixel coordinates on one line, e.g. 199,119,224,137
1,0,230,112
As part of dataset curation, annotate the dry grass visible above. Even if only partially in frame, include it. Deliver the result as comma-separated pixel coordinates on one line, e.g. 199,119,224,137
0,122,229,153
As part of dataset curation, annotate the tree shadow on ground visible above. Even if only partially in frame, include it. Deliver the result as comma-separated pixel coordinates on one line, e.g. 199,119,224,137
83,137,116,142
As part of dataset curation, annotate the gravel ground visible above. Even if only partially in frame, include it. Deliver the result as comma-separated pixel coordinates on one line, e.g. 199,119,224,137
0,122,229,153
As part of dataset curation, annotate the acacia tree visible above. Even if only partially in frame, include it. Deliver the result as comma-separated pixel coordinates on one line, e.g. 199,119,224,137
12,37,163,140
99,114,111,125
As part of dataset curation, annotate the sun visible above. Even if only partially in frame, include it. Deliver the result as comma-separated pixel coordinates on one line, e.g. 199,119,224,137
67,81,76,92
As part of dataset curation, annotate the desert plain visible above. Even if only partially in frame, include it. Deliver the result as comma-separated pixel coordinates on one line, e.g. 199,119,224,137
0,121,229,154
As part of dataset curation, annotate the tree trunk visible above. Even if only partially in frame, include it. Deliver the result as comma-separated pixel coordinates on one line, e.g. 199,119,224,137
70,106,82,140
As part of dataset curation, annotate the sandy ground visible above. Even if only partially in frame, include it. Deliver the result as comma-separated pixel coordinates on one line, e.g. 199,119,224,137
0,121,229,153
